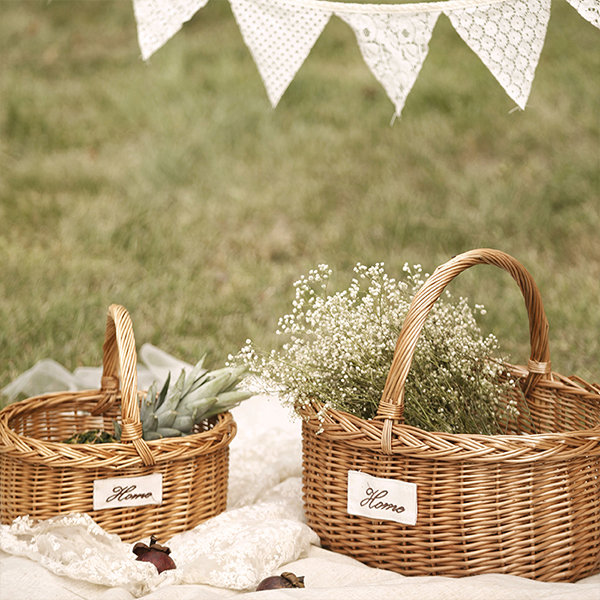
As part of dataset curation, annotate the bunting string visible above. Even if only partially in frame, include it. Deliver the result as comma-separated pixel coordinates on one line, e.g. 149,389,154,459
133,0,600,118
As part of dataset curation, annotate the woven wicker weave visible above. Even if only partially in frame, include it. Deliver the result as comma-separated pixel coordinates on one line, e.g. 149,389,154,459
0,305,236,542
301,249,600,582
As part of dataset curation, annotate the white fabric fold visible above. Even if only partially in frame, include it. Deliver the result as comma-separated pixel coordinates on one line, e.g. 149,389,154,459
564,0,600,28
0,514,157,596
229,0,332,106
133,0,209,60
445,0,551,109
0,494,318,596
338,11,440,117
169,494,318,590
0,344,191,403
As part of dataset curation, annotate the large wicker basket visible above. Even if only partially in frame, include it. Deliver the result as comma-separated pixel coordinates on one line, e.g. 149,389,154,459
0,304,236,542
301,249,600,582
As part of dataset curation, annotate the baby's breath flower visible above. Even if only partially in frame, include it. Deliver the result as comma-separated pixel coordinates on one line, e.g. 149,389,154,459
234,262,523,435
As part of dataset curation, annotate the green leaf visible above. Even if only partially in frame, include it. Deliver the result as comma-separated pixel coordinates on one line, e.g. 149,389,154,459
217,390,252,406
156,427,183,438
179,396,217,417
193,372,232,399
143,381,158,410
180,356,207,397
172,414,194,433
142,412,158,435
154,372,171,412
157,409,177,428
202,391,251,419
156,369,185,414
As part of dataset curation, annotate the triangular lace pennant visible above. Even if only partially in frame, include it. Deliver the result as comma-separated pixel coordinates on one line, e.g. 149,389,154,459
564,0,600,28
446,0,551,109
229,0,332,107
338,11,440,118
133,0,209,60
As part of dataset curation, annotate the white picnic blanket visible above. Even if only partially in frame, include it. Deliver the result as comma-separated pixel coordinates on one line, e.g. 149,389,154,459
1,347,599,600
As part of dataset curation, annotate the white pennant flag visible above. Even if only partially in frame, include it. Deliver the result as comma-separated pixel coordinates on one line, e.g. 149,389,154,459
133,0,209,60
446,0,551,109
338,11,440,118
564,0,600,28
229,0,332,107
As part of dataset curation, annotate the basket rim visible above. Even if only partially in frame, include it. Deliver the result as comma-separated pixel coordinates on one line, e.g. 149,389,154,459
301,400,600,439
300,405,600,462
0,388,236,469
298,364,600,462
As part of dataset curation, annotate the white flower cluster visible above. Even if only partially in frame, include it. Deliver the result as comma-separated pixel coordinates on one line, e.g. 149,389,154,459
236,263,520,435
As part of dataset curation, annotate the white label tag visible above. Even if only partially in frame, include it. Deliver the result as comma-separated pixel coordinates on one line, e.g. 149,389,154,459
93,473,163,510
347,470,417,525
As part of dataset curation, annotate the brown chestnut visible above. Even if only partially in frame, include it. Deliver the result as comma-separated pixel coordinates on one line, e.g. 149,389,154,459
132,535,176,574
256,571,305,591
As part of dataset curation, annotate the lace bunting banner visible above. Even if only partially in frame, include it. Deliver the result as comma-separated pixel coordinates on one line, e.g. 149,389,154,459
445,0,551,109
564,0,600,27
229,0,332,107
132,0,600,116
133,0,209,60
338,11,441,118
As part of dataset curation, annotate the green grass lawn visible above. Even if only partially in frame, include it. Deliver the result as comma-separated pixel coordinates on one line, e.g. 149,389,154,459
1,0,599,399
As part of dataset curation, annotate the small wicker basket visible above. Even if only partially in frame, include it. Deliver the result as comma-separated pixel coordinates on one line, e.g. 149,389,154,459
301,249,600,582
0,304,236,542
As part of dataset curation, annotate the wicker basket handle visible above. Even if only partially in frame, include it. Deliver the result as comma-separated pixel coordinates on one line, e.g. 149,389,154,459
94,304,155,466
377,249,551,444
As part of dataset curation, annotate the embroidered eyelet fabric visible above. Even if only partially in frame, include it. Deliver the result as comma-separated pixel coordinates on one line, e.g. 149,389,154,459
230,0,332,107
133,0,210,60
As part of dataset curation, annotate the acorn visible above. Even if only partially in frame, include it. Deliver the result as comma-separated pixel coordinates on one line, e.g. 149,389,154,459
132,535,176,573
256,572,305,591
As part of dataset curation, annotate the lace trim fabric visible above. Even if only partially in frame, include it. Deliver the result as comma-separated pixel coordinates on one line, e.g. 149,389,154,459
0,482,317,596
170,483,318,590
338,11,441,117
132,0,599,117
565,0,600,26
228,428,303,510
0,514,157,596
446,0,551,109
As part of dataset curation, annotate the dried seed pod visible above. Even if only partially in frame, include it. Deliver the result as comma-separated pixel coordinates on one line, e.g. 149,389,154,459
132,535,176,573
63,429,117,444
256,571,305,591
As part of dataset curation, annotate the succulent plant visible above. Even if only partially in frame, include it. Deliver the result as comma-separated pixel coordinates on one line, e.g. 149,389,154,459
113,357,251,441
64,357,250,444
